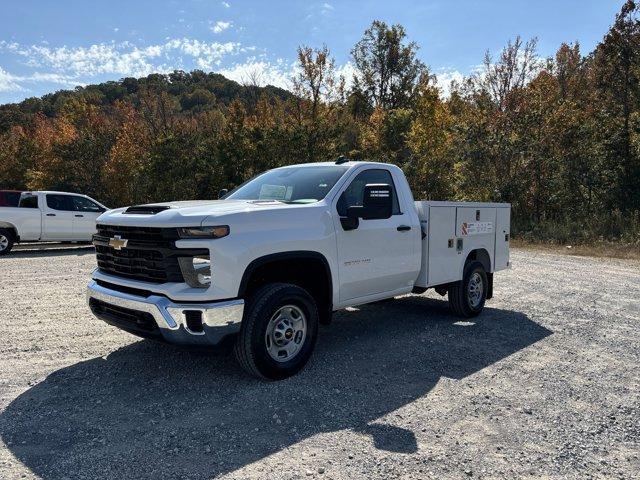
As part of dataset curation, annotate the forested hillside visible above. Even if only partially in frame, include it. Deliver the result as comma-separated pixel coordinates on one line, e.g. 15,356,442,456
1,2,639,245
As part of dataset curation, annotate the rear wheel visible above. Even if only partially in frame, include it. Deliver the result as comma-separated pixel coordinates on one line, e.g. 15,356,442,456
448,261,487,318
0,229,15,255
234,283,319,380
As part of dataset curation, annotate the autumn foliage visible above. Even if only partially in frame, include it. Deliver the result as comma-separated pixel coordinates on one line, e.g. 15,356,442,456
1,3,639,245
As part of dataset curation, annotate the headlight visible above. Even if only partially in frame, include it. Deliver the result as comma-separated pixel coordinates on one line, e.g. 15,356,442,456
178,255,211,288
177,225,229,239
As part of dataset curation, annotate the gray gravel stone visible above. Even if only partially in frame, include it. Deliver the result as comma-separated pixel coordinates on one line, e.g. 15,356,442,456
0,247,638,479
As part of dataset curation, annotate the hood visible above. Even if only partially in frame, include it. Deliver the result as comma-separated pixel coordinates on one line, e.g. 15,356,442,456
97,199,308,227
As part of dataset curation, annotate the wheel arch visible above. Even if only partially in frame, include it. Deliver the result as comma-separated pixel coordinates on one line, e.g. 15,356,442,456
238,251,334,312
0,222,19,240
464,248,492,274
462,248,493,300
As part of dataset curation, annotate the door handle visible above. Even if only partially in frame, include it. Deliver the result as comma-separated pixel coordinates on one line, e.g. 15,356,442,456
46,213,56,217
397,225,411,232
75,214,84,218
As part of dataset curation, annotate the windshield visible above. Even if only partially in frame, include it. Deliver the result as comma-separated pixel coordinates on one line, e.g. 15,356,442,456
226,165,349,203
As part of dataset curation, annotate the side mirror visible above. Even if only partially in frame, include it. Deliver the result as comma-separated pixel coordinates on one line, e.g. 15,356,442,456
218,188,228,199
341,205,360,231
361,183,393,220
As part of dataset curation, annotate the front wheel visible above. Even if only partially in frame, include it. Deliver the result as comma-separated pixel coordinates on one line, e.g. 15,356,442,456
0,229,15,255
448,261,488,318
234,283,319,380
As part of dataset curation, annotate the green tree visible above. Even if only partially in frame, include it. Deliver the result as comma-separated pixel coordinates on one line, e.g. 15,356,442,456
351,21,428,110
591,0,640,210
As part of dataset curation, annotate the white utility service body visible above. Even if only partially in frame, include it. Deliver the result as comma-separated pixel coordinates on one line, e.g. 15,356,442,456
0,191,108,255
414,201,511,288
87,160,510,379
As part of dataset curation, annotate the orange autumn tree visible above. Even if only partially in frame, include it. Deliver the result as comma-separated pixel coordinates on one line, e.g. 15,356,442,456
103,102,150,206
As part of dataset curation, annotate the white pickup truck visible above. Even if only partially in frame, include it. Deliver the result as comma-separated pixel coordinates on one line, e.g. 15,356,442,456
87,159,510,379
0,191,108,255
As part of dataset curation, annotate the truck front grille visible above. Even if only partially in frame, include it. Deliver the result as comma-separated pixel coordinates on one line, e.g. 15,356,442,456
93,224,207,284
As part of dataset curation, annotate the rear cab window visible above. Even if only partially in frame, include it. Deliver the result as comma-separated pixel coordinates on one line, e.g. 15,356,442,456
18,195,39,209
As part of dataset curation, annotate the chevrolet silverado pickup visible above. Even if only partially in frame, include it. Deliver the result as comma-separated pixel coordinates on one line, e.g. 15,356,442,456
87,159,510,380
0,191,108,255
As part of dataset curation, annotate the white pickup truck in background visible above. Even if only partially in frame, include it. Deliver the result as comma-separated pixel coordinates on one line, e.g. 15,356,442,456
0,191,108,255
87,159,510,379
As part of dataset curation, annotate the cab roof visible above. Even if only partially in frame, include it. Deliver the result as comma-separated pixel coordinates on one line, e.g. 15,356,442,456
277,160,394,169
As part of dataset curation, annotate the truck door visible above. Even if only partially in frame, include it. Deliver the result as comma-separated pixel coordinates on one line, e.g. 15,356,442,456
42,194,76,240
333,168,417,302
494,207,510,270
71,196,104,240
425,206,459,285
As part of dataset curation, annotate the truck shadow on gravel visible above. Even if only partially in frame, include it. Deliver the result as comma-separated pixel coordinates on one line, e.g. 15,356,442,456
0,296,551,479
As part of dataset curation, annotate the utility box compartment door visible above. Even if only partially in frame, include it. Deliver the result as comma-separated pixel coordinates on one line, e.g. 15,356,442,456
456,206,496,270
455,207,497,239
426,206,458,286
494,207,511,271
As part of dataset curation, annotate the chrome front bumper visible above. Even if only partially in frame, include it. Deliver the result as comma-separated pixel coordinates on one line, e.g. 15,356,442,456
87,280,244,346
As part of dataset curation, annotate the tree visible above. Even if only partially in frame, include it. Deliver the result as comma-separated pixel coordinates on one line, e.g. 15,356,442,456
478,36,540,111
591,0,640,210
351,21,428,110
407,79,454,199
292,44,343,162
0,9,639,244
0,126,29,189
103,102,150,206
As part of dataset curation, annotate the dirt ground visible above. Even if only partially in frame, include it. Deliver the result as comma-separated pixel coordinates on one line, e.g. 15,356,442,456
0,247,638,479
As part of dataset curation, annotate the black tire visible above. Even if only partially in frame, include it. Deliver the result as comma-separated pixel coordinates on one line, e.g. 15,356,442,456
0,229,15,256
448,261,488,318
234,283,319,380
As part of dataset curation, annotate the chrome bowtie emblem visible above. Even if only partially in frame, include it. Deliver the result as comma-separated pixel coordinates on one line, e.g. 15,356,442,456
109,235,128,250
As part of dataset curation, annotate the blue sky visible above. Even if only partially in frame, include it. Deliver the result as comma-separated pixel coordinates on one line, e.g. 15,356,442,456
0,0,623,104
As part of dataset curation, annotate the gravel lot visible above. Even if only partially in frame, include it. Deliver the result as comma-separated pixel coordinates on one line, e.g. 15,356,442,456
0,247,638,479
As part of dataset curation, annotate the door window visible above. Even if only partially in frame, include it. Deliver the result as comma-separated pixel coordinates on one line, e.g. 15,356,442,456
46,194,75,211
72,196,103,212
336,169,401,216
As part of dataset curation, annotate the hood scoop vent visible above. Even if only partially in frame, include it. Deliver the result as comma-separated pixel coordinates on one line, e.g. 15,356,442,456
123,205,171,215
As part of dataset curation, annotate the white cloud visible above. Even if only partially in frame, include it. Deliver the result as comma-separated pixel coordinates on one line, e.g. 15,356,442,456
218,59,294,89
435,68,464,97
211,20,232,34
335,61,356,89
218,58,357,96
0,66,80,93
318,2,335,18
1,39,240,78
0,67,24,92
221,1,230,8
0,37,364,101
